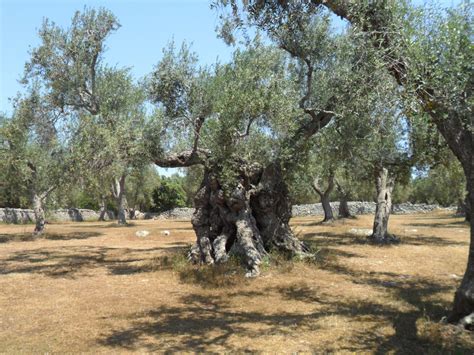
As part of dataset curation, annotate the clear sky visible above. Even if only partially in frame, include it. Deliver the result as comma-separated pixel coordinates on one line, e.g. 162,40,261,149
0,0,462,115
0,0,234,115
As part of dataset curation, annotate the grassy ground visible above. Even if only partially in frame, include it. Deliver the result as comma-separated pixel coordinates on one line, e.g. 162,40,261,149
0,211,473,353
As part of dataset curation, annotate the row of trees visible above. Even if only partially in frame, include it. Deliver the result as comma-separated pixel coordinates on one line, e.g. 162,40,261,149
0,1,472,325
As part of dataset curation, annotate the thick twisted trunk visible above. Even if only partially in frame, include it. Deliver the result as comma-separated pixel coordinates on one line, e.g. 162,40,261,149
190,162,307,277
32,192,45,235
368,166,398,244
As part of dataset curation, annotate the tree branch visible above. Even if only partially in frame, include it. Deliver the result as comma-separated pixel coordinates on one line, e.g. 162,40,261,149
154,148,209,168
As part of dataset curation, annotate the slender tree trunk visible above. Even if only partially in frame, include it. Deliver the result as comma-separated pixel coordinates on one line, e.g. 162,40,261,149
368,166,398,244
190,162,308,277
98,196,107,221
448,161,474,326
336,180,352,219
113,174,128,225
339,196,351,219
32,192,45,235
321,194,334,222
311,172,335,222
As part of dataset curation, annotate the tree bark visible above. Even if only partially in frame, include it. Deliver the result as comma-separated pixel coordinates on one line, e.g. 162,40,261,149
336,180,353,219
112,174,128,225
190,162,308,277
338,195,352,219
32,192,46,235
98,196,107,221
368,166,398,244
448,160,474,326
311,173,335,222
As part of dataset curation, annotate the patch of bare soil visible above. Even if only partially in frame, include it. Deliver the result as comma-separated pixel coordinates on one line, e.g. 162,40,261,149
0,211,472,353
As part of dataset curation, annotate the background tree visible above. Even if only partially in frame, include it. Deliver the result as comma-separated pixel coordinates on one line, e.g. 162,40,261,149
0,88,72,234
24,8,149,225
71,68,149,225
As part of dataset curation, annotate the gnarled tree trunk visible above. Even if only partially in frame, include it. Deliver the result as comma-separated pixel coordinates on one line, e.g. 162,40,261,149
191,162,308,277
368,166,398,244
32,192,46,235
112,174,128,225
311,172,335,222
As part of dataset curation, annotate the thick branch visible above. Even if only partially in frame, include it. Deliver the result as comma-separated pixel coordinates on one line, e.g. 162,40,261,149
154,149,209,168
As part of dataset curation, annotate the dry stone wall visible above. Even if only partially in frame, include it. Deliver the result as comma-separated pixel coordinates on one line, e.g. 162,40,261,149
0,208,114,224
0,202,455,224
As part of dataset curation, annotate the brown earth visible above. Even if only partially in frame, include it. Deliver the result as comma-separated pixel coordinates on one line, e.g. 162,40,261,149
0,211,473,353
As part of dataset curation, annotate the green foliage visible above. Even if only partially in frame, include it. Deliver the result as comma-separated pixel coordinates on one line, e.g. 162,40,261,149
151,176,187,212
182,165,204,206
67,190,100,210
410,159,466,206
126,165,161,211
0,85,74,209
24,7,120,114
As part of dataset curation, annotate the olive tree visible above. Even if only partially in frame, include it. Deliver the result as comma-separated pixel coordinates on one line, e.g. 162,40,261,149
148,26,348,276
0,88,72,234
23,8,150,225
217,0,474,326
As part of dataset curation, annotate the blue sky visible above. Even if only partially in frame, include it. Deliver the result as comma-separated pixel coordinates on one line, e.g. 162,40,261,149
0,0,233,114
0,0,462,115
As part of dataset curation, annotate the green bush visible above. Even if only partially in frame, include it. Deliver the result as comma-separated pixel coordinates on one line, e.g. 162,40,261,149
151,177,187,212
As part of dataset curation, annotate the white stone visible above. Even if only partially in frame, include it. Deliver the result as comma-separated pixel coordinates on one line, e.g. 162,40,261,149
348,228,373,236
161,230,170,236
135,230,150,237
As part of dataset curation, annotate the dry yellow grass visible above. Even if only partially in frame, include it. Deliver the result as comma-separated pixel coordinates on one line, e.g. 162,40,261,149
0,211,473,353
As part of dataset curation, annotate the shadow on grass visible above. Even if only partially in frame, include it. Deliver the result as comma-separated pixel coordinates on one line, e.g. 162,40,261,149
401,234,468,246
405,221,469,230
97,292,323,352
301,230,467,248
298,217,357,227
97,270,473,353
0,231,102,243
302,232,368,247
313,261,473,353
0,245,189,278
